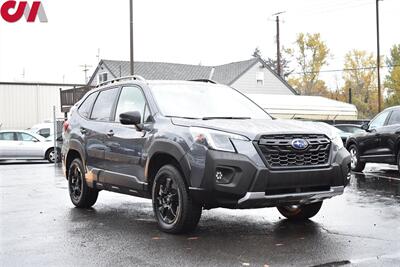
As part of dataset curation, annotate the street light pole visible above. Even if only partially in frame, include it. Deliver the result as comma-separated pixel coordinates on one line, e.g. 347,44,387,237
129,0,134,75
376,0,382,112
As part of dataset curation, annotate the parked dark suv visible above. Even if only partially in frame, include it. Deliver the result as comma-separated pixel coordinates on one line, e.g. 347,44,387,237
346,106,400,172
62,76,350,234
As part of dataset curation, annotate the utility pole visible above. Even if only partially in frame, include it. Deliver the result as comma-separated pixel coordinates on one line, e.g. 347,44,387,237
349,88,352,104
276,15,281,77
272,11,285,77
376,0,382,112
129,0,134,75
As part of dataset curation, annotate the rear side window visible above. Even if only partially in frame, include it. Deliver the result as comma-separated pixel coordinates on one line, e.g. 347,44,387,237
387,110,400,126
115,86,149,123
78,92,98,119
0,132,15,141
90,88,119,121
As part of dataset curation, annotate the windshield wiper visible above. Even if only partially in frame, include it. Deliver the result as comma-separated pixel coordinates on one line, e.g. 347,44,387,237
165,115,200,120
201,116,251,120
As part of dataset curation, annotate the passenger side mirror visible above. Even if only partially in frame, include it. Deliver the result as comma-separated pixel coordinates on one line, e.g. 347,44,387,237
120,111,142,126
361,122,369,131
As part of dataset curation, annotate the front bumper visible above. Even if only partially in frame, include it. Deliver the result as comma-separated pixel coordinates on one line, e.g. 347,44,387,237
188,146,351,209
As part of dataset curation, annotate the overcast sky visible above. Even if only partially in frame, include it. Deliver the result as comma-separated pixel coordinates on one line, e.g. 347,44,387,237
0,0,399,86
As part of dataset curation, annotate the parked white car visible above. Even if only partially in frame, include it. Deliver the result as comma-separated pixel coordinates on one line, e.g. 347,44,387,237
0,130,60,163
29,122,54,138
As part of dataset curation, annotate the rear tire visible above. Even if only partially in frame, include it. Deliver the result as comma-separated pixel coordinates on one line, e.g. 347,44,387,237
277,201,323,220
68,158,98,208
349,144,365,172
152,165,202,234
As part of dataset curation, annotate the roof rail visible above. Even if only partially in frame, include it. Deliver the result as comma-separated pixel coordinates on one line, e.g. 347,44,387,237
189,79,217,84
96,75,146,88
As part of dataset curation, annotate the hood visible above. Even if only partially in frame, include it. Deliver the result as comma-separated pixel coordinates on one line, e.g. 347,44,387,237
171,118,338,140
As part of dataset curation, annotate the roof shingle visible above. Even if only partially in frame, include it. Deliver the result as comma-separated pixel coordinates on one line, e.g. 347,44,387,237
96,58,259,85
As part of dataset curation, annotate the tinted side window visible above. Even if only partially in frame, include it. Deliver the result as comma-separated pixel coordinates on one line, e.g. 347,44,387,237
38,128,51,138
91,88,119,121
0,132,15,141
115,86,149,123
370,111,390,129
387,110,400,125
79,92,98,119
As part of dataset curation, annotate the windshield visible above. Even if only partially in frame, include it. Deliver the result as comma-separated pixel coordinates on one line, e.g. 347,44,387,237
149,83,272,119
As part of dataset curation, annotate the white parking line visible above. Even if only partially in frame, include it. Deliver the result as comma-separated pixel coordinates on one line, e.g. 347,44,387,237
351,251,400,264
352,171,400,182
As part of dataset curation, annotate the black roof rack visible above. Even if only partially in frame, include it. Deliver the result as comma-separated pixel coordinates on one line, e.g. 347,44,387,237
188,79,217,84
96,75,146,88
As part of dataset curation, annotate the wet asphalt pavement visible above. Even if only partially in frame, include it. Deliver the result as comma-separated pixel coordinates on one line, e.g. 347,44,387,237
1,162,400,267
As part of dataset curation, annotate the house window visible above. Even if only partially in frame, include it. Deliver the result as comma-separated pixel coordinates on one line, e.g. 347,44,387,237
256,71,264,85
98,73,108,83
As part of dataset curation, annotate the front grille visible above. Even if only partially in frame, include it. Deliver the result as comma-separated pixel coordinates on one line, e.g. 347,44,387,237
256,134,331,169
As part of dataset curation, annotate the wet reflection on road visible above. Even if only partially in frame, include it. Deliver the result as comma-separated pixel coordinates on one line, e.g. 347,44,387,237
350,163,400,203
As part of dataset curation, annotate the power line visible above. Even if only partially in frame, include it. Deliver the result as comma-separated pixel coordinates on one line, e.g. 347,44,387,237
291,64,400,75
288,0,373,18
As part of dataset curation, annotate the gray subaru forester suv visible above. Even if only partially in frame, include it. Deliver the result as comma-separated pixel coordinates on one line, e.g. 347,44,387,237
62,76,351,234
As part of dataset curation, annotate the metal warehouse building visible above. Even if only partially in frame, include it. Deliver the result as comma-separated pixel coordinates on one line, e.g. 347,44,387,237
0,82,84,130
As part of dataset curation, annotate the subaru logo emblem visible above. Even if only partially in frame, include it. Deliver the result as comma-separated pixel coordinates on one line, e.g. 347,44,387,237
291,139,308,150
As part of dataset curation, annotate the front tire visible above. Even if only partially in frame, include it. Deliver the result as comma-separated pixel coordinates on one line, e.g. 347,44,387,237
349,144,365,172
397,151,400,175
68,158,98,208
46,148,61,163
277,201,323,220
152,165,202,234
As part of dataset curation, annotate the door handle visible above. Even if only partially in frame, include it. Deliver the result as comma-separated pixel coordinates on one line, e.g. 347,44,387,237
106,130,114,137
80,127,87,134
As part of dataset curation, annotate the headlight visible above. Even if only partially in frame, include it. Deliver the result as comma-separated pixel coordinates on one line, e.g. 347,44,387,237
190,127,249,153
331,135,344,149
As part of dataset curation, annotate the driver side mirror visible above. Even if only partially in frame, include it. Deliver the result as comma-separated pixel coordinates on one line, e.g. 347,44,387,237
361,122,369,131
120,111,142,127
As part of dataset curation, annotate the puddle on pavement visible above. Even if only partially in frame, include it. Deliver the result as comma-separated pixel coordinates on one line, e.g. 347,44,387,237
351,171,400,201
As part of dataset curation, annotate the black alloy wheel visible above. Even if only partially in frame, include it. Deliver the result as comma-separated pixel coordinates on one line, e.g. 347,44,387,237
155,175,180,225
152,165,202,234
68,158,98,208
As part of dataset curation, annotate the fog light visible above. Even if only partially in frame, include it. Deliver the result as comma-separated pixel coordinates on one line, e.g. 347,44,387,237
216,171,223,180
215,167,235,184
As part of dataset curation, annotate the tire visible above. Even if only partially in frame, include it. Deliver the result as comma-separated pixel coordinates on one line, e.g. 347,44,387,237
397,151,400,175
277,201,323,220
348,144,365,172
68,158,98,208
46,148,61,163
152,165,202,234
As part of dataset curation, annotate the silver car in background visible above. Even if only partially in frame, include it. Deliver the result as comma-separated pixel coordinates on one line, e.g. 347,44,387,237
0,130,60,163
